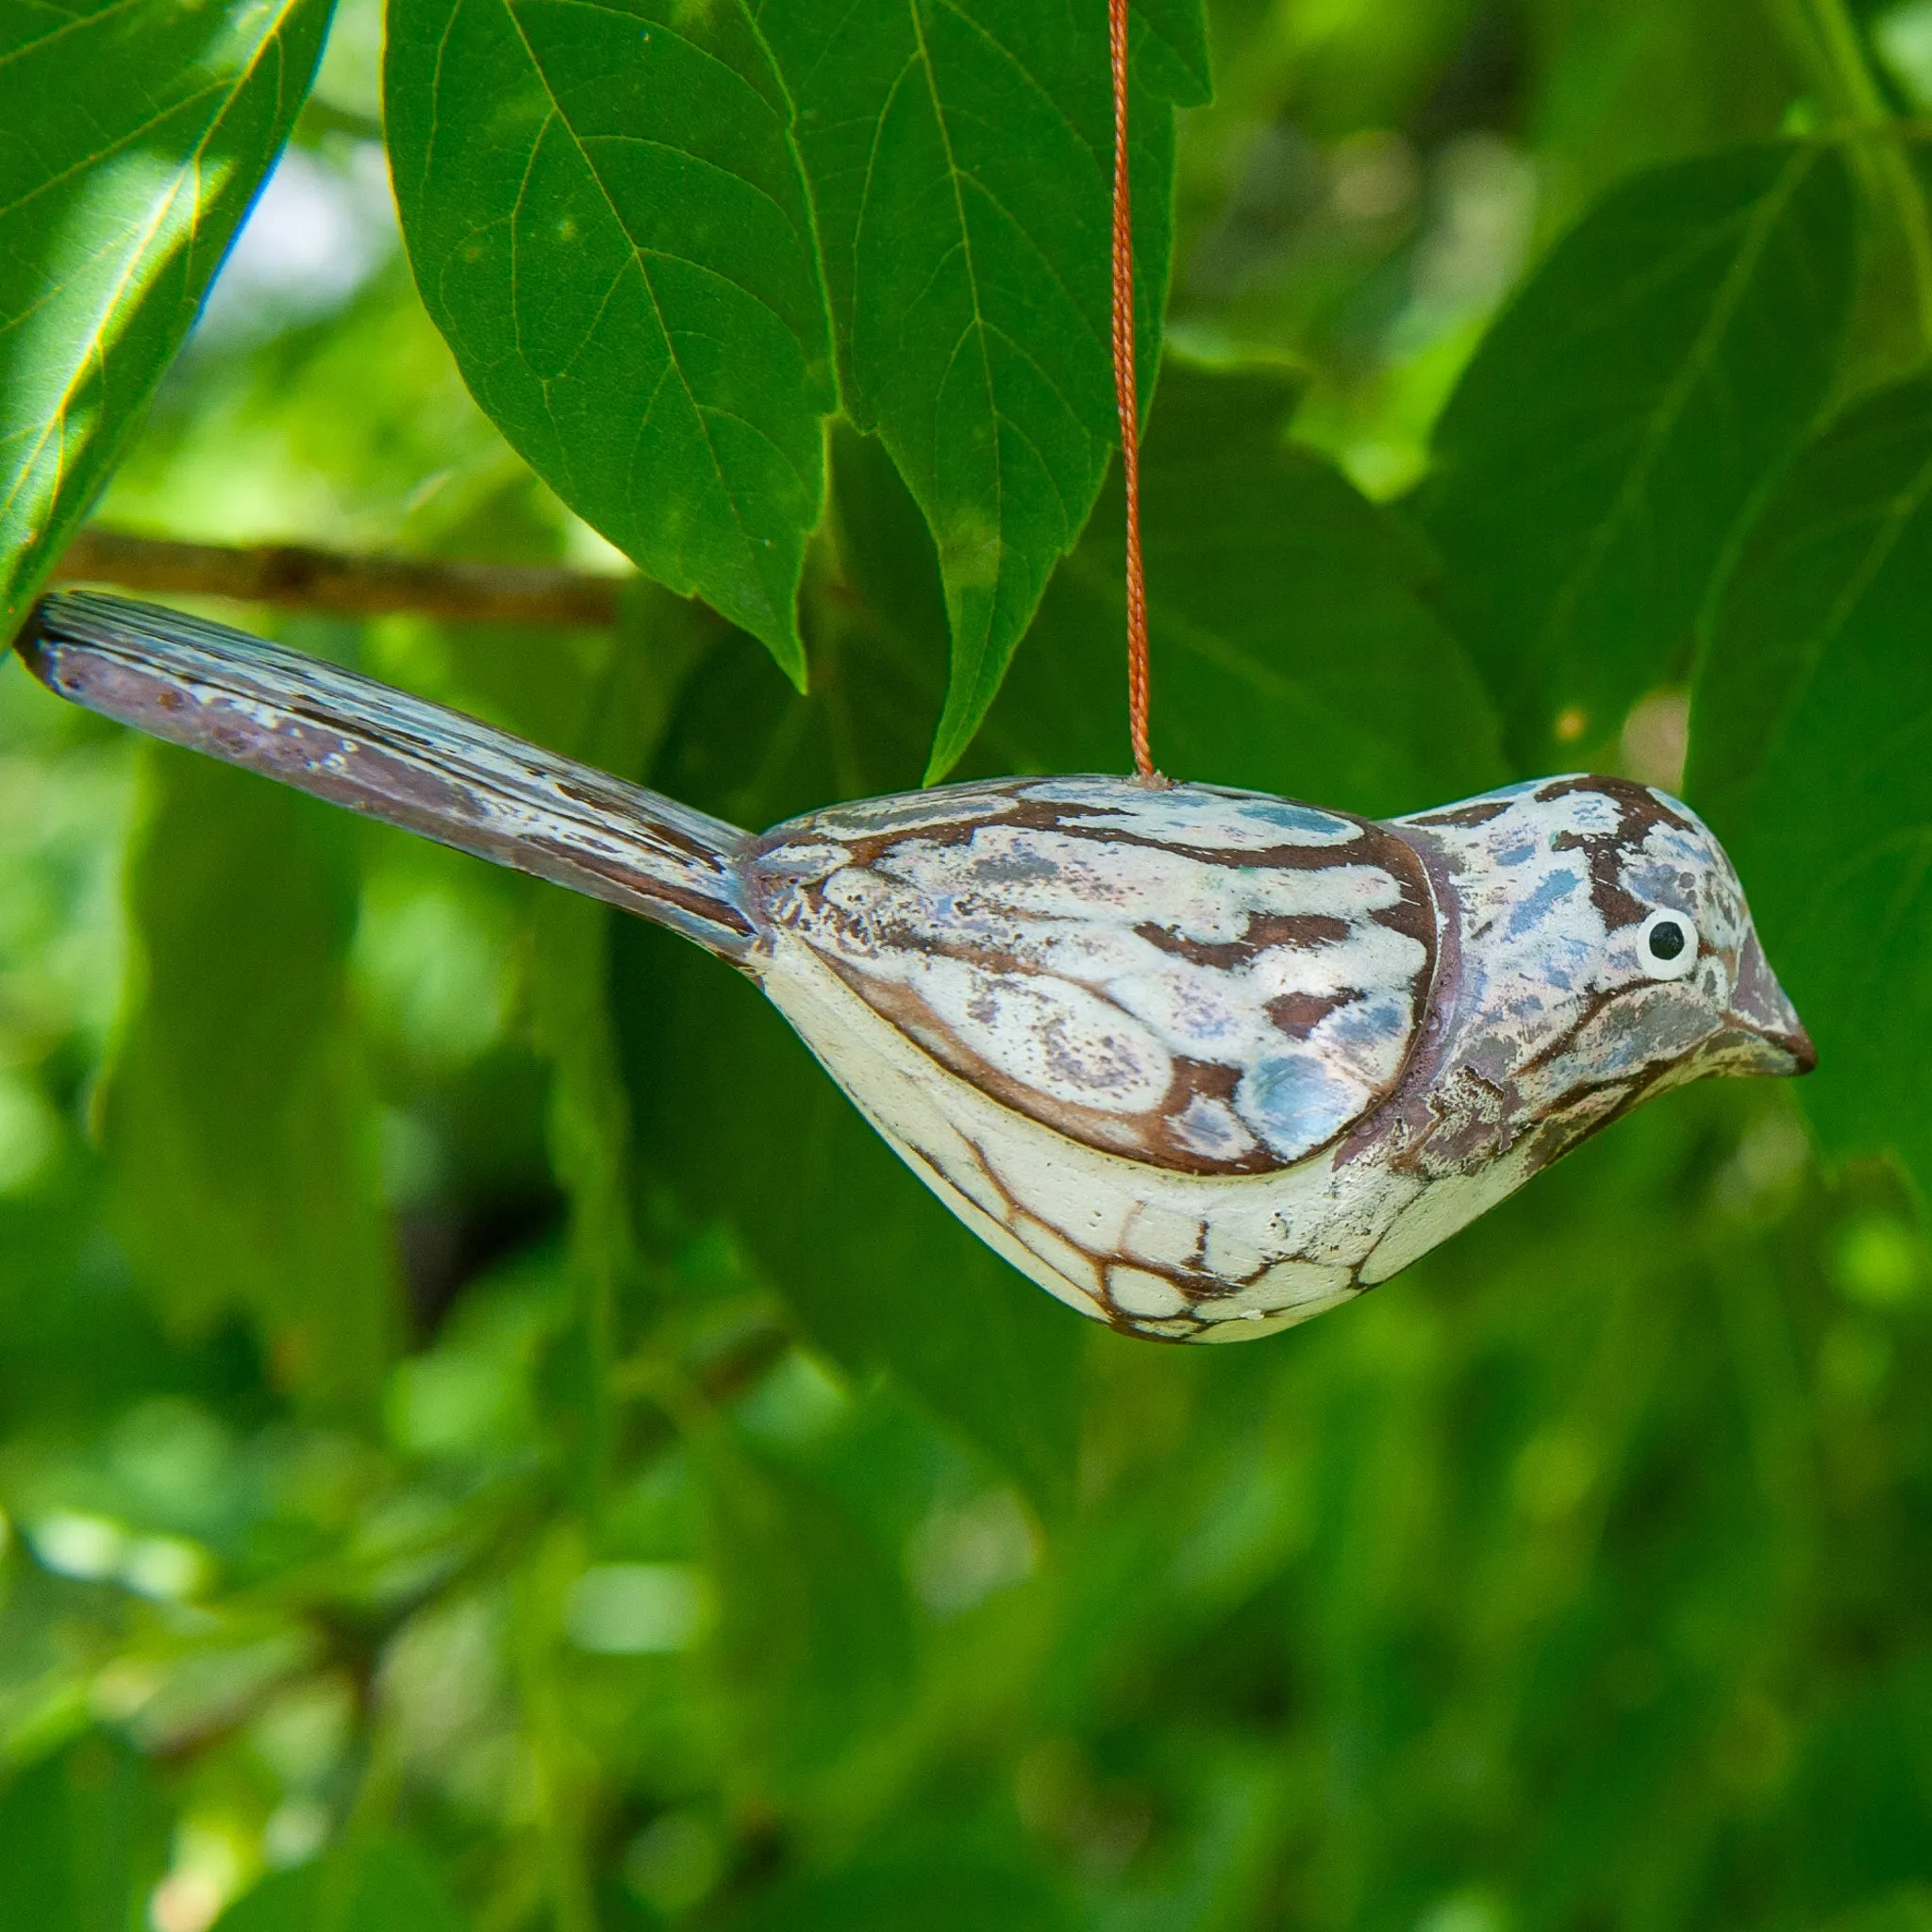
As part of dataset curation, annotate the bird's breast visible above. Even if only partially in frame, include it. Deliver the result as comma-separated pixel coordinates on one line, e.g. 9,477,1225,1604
756,927,1550,1342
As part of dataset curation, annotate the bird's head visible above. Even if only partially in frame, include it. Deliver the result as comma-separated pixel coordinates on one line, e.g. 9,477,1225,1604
1391,776,1811,1167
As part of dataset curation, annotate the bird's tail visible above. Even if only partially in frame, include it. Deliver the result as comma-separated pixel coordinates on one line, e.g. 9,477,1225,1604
19,591,759,961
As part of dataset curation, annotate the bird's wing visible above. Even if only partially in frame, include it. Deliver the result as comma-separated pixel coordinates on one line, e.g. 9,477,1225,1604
750,775,1440,1174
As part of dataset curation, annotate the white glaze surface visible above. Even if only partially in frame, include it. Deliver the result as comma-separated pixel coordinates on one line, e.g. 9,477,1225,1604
760,934,1407,1335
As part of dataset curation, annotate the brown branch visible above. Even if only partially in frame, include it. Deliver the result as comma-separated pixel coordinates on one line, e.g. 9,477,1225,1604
53,527,629,629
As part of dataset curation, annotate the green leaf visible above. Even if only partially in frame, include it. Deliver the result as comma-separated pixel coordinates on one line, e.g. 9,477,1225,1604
0,0,331,630
755,0,1212,776
1688,375,1932,1200
1522,0,1803,228
715,1841,1076,1932
0,1735,167,1932
214,1839,469,1932
968,358,1507,814
1418,141,1856,771
610,602,1082,1520
697,1430,915,1779
384,0,837,683
103,742,397,1413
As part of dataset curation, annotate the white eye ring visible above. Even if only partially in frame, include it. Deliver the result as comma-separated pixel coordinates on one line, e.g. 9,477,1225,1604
1637,908,1699,980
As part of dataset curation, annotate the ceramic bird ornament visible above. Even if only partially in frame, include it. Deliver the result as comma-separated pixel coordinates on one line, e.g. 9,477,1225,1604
19,591,1813,1342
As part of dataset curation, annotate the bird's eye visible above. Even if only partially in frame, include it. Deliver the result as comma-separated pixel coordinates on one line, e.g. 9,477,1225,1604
1637,908,1698,980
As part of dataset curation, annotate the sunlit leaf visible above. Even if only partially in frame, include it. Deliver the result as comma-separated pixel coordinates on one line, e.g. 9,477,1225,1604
1689,375,1932,1198
0,0,331,629
1419,141,1856,770
104,741,397,1413
384,0,836,683
756,0,1211,775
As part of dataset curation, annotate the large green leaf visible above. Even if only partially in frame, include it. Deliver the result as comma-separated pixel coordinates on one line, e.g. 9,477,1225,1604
214,1840,469,1932
610,599,1084,1519
0,0,330,630
103,742,397,1413
0,1735,166,1932
1688,376,1932,1199
698,1429,915,1781
755,0,1211,776
966,358,1506,815
715,1841,1076,1932
384,0,837,683
1418,141,1856,771
1522,0,1802,227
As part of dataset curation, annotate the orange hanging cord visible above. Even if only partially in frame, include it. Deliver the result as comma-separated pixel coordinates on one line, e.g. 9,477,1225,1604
1108,0,1157,780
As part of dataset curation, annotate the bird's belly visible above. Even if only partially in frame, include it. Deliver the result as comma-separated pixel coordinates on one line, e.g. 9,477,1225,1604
760,936,1537,1342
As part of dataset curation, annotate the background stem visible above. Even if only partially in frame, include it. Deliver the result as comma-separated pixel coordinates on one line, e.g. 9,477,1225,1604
51,527,629,628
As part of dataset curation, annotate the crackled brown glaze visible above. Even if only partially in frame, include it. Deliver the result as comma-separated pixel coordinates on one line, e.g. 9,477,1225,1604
748,779,1439,1175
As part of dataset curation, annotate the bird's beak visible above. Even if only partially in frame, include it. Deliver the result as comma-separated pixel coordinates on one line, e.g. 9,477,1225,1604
1717,930,1816,1077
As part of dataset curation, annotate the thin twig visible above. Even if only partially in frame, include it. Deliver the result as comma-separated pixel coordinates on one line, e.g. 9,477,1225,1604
52,527,629,628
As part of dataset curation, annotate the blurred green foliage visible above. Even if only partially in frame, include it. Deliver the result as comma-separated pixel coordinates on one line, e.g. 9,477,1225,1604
1,1,1931,1929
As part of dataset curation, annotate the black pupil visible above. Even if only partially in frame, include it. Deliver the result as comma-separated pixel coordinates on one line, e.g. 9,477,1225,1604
1648,921,1688,961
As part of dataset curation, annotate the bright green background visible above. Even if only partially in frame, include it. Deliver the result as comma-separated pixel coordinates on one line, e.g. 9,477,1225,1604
1,0,1932,1927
